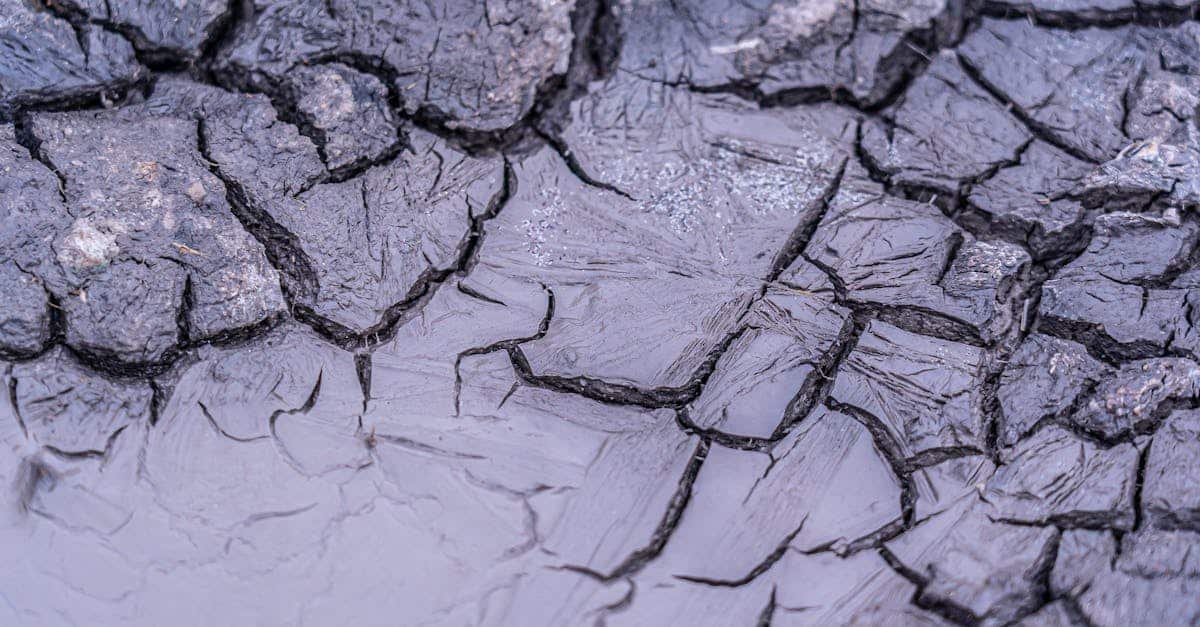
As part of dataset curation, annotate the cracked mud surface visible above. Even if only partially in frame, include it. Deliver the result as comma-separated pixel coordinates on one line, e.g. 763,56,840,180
4,0,1200,625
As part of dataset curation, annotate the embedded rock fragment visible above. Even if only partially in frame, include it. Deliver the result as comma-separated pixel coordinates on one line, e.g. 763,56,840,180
687,263,849,439
997,334,1110,447
621,0,965,107
219,0,576,132
1143,409,1200,529
57,0,229,60
861,52,1030,195
829,320,988,466
478,76,852,389
278,63,402,173
0,0,142,117
983,426,1139,528
965,141,1094,260
809,165,1030,343
1039,212,1200,360
10,347,151,454
1072,358,1200,440
24,108,285,364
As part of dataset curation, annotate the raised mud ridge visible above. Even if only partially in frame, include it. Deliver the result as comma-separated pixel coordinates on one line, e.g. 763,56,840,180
3,0,1200,625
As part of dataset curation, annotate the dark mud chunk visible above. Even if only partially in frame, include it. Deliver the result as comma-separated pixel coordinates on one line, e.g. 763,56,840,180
11,347,151,454
220,0,574,133
688,265,849,439
287,129,502,333
58,0,229,60
147,79,488,334
965,141,1093,260
1079,126,1200,214
1072,358,1200,440
1073,529,1200,626
479,77,851,389
27,109,285,364
984,426,1138,528
997,334,1110,447
984,0,1200,25
1039,212,1200,360
861,52,1030,194
960,20,1200,163
887,499,1059,623
0,125,70,356
279,63,402,173
809,164,1030,343
1143,409,1200,529
0,0,142,117
0,261,51,356
830,320,987,465
958,20,1135,163
0,150,56,354
622,0,964,107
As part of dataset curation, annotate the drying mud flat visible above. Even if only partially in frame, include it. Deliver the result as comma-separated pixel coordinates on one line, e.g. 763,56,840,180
2,0,1200,625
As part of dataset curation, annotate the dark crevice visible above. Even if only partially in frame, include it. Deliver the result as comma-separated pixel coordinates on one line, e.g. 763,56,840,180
563,439,709,582
773,309,869,439
12,114,71,203
656,14,953,117
955,51,1101,166
453,285,554,416
43,424,127,460
675,518,806,588
538,129,635,199
38,0,191,70
825,397,920,527
508,323,752,410
198,400,268,443
767,158,849,283
1132,438,1150,531
7,367,27,439
354,353,371,415
293,159,517,351
755,587,777,627
877,546,978,626
979,1,1200,29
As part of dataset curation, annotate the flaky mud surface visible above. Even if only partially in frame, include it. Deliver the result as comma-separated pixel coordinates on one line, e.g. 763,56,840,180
3,0,1200,625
